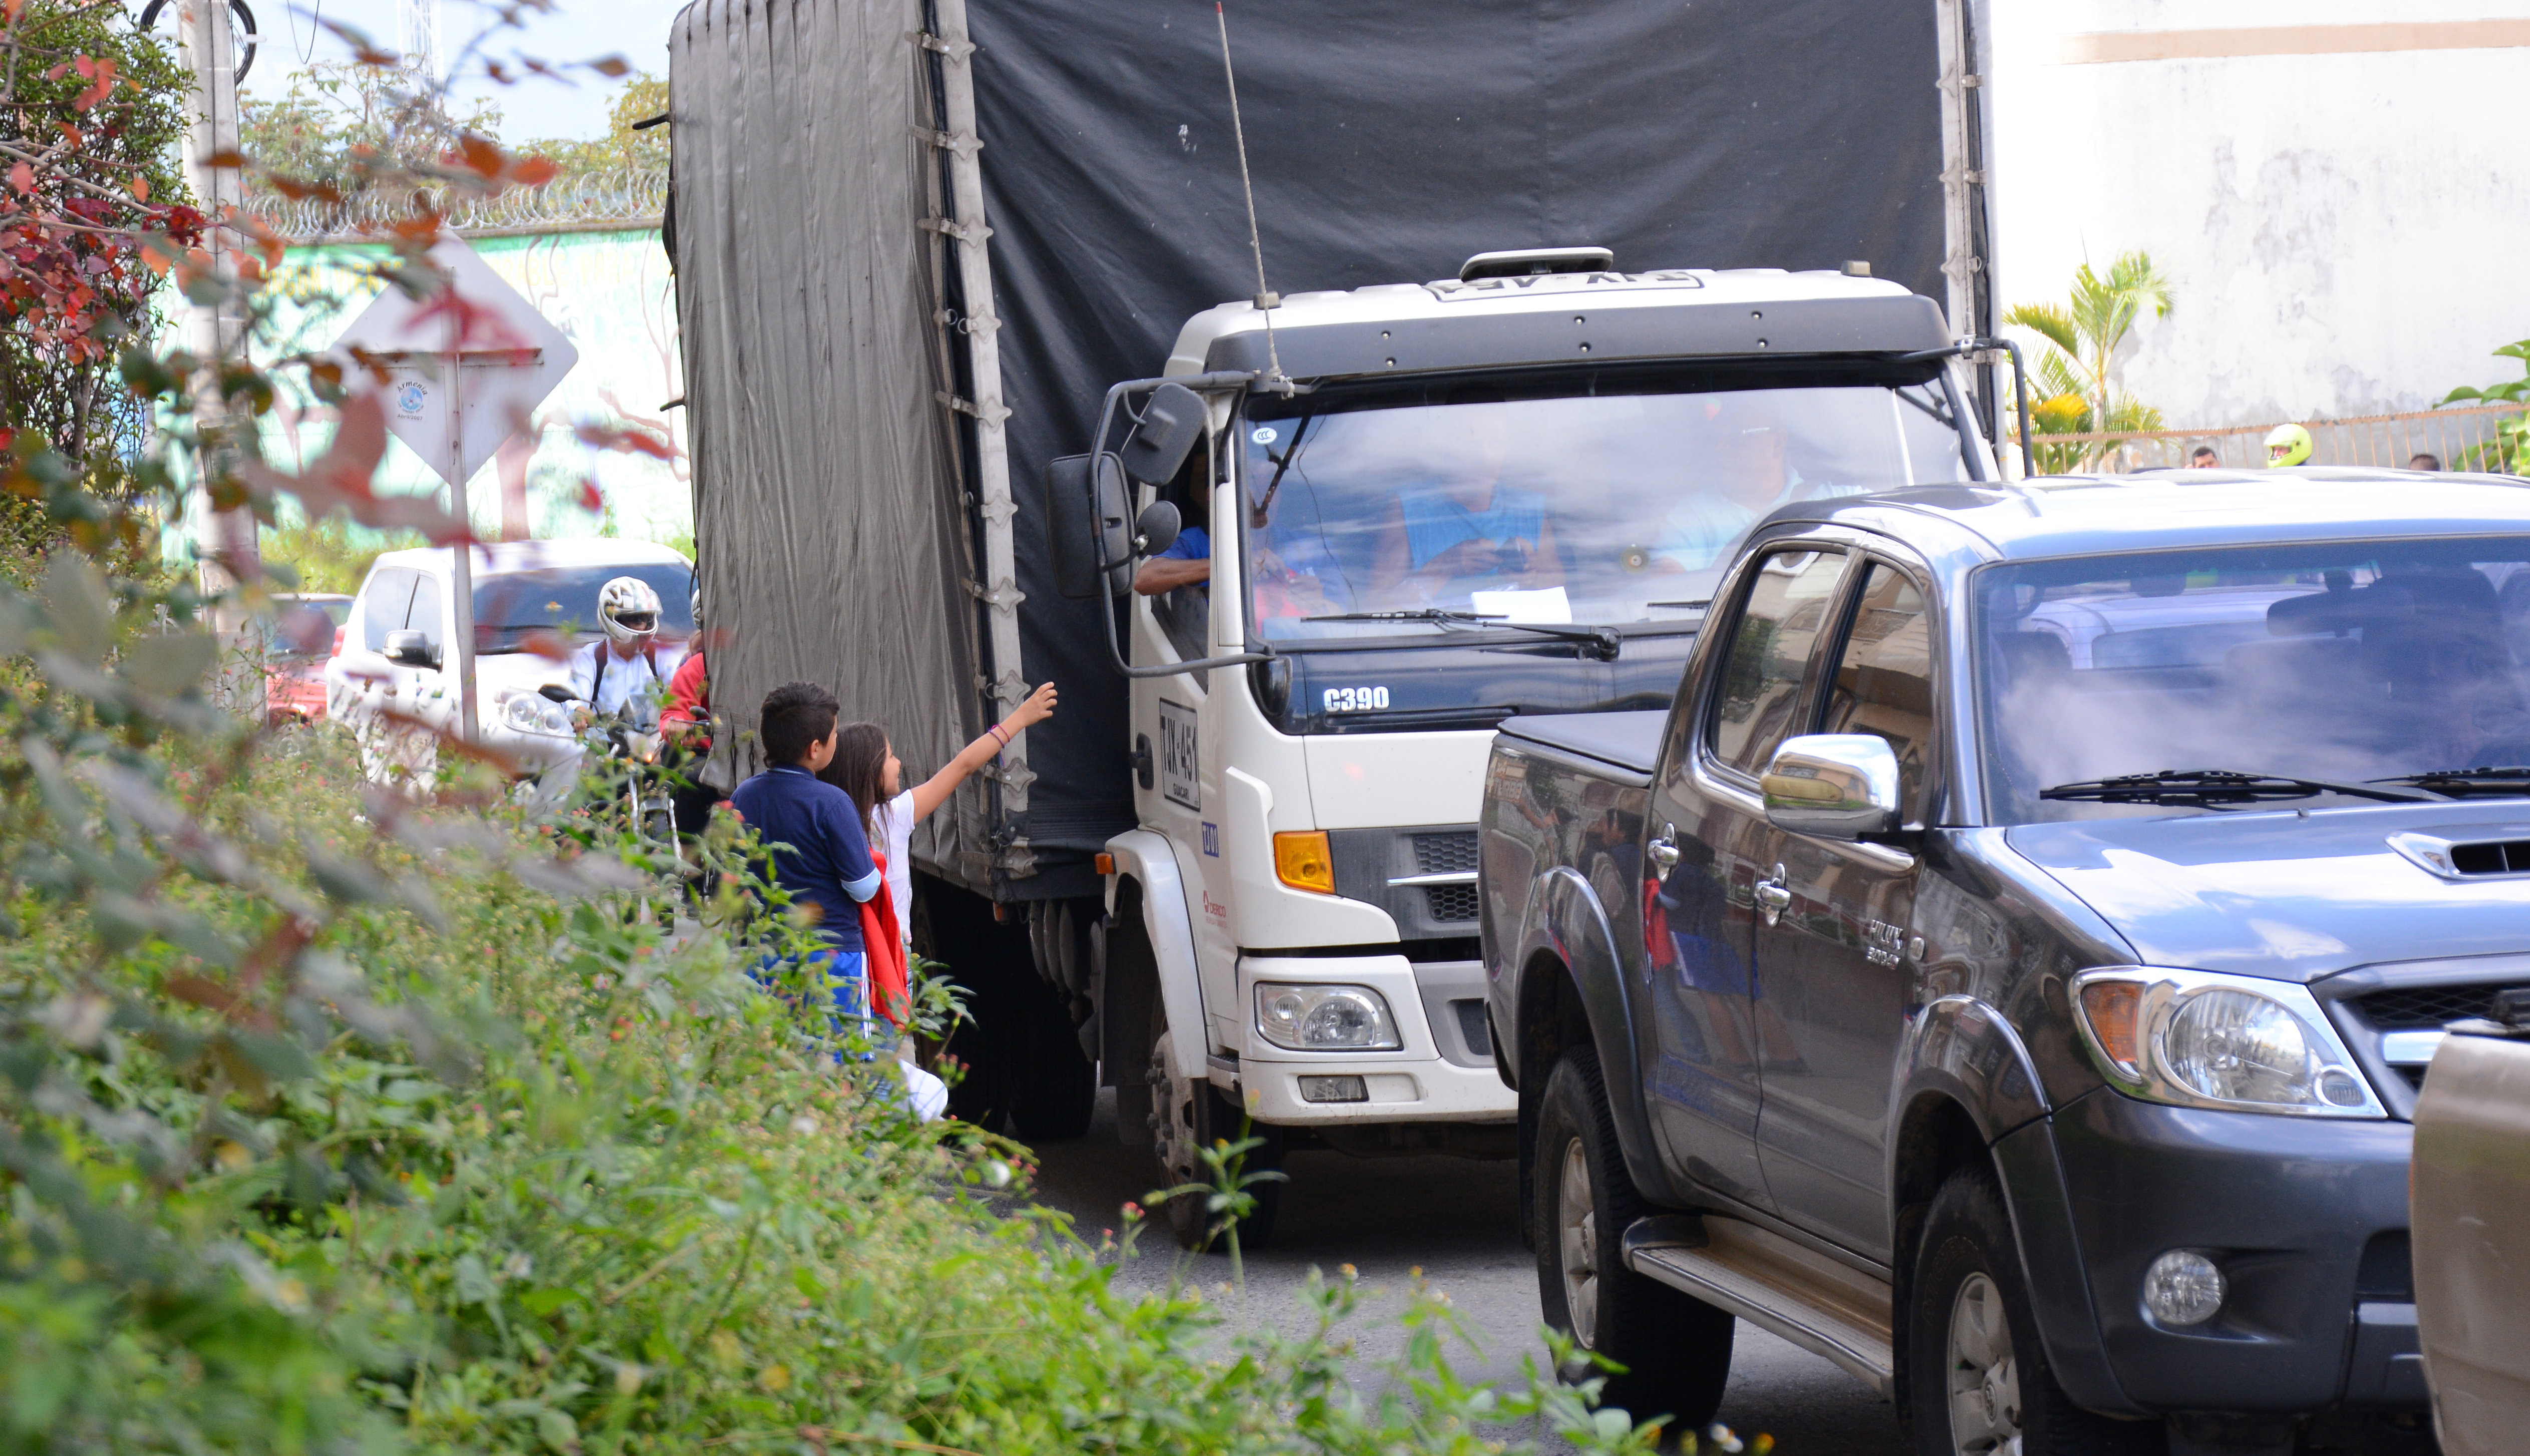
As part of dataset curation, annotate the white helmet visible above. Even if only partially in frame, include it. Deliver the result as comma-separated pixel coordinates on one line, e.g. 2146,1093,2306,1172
598,576,663,650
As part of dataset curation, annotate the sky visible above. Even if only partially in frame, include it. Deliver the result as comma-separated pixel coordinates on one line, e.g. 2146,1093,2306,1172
231,0,690,142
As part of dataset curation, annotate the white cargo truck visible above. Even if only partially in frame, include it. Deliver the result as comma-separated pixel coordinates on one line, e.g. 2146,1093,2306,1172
667,0,2006,1247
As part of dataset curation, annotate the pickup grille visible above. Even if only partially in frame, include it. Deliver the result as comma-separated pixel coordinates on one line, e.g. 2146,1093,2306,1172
1413,832,1480,876
2450,838,2530,875
2357,984,2528,1029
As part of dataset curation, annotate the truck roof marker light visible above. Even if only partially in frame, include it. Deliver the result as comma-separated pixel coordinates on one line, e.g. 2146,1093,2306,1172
1274,831,1336,894
2078,980,2142,1072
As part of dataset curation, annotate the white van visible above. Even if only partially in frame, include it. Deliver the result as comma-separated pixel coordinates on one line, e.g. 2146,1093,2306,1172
324,539,693,787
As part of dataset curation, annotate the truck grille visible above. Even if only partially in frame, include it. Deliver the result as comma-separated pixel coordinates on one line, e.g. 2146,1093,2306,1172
2357,984,2529,1030
1424,883,1480,922
1413,832,1480,876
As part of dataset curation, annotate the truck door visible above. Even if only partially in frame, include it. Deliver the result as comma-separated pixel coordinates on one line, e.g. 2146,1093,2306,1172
1747,559,1934,1263
1641,544,1850,1212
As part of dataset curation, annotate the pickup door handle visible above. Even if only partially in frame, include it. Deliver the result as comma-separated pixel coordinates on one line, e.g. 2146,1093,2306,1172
1754,864,1791,927
1647,823,1681,872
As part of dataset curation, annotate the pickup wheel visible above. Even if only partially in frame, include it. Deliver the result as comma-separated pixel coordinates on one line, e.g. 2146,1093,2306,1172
1147,997,1284,1252
1535,1046,1734,1426
1909,1167,2160,1456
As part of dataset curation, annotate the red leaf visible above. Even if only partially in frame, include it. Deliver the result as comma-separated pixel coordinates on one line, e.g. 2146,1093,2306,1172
587,55,631,78
7,163,30,197
457,134,503,179
201,149,247,170
130,174,148,202
510,156,557,187
576,480,604,512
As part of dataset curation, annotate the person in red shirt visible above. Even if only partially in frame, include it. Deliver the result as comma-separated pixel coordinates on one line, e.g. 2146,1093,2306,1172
661,588,718,838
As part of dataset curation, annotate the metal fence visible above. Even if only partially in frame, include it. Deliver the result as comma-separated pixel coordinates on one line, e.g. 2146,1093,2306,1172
2022,401,2526,476
249,167,667,243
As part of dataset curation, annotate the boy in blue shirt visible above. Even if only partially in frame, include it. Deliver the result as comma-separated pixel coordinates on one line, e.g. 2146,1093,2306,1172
731,681,881,1023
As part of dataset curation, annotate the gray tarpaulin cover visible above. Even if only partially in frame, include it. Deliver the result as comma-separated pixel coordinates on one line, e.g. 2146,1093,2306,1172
671,0,1942,900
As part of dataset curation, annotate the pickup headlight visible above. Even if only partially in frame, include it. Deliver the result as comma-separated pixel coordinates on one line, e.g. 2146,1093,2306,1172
2071,967,2383,1118
501,692,574,738
1254,982,1401,1051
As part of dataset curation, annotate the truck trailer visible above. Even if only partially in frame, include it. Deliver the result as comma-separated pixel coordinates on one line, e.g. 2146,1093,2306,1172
666,0,2002,1246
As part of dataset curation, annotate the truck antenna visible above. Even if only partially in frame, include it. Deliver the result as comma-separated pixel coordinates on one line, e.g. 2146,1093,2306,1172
1216,3,1286,388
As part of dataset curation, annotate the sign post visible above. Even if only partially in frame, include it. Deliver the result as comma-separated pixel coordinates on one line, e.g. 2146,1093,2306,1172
334,238,578,741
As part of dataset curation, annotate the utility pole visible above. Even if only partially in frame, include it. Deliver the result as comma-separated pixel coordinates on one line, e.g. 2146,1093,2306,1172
177,0,261,702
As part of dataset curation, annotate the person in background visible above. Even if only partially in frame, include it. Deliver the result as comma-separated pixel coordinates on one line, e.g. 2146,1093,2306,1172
1134,529,1210,596
567,576,672,724
2264,423,2315,468
1653,405,1807,573
820,680,1060,958
2411,453,2443,472
660,587,717,837
730,682,881,1015
2189,446,2221,468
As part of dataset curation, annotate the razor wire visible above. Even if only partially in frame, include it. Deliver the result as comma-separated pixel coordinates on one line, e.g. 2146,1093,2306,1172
249,167,667,242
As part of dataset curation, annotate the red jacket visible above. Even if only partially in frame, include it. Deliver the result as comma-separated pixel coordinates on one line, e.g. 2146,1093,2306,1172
662,649,710,750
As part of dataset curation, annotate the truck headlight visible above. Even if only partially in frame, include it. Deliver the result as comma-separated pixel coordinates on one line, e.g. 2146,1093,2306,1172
501,692,572,738
2072,967,2383,1118
1254,982,1401,1051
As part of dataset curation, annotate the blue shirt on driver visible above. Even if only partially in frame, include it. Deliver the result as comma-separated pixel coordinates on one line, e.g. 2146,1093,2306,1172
731,765,880,950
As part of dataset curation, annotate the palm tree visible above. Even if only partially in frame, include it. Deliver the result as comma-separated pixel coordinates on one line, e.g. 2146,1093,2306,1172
2005,251,2174,469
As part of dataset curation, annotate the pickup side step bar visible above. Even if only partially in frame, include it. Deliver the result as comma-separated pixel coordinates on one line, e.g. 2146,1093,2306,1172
1622,1214,1896,1395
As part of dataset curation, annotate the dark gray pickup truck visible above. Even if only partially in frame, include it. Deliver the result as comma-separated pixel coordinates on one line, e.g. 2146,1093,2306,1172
1482,469,2530,1456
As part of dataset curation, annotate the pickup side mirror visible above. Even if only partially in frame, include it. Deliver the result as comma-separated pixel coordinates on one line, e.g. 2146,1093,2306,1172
1133,500,1181,558
1045,452,1136,600
1118,381,1206,487
383,629,439,668
1760,734,1902,840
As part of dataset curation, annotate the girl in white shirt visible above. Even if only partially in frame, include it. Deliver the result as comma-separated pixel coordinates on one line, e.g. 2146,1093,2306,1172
820,680,1059,948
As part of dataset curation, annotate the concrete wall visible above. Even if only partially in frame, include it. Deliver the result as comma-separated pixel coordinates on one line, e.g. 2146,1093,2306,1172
1982,3,2530,429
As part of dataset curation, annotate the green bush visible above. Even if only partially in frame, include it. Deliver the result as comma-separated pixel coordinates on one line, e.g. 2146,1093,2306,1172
0,547,1666,1455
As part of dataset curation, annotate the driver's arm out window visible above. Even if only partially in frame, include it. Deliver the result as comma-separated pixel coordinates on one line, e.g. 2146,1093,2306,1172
1707,547,1848,775
1820,562,1935,819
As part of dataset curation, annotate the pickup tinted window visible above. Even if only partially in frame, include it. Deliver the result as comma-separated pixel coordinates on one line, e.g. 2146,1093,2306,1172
1821,563,1935,816
408,574,444,653
360,568,419,651
1709,547,1846,775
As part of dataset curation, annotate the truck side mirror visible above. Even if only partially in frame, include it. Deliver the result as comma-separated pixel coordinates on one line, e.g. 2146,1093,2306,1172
1118,381,1206,487
384,629,438,667
1760,735,1902,840
1134,500,1181,558
1045,452,1135,600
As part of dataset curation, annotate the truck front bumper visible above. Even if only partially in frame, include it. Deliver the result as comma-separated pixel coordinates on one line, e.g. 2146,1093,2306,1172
2040,1086,2422,1416
1234,953,1517,1126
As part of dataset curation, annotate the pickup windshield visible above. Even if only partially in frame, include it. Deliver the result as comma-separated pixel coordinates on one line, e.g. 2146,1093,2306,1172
1240,363,1974,644
1976,538,2530,820
472,563,694,653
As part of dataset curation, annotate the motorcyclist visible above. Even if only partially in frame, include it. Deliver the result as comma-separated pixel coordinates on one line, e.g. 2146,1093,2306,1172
567,576,672,729
660,587,719,838
2265,422,2315,468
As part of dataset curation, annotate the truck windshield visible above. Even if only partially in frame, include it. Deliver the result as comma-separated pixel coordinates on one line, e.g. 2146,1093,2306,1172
1976,538,2530,820
1240,366,1972,643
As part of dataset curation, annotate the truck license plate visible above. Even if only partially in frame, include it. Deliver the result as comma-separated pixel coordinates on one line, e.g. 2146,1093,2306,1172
1158,699,1199,810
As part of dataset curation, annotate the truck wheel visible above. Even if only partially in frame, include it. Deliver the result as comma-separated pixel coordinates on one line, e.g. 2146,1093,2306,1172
1909,1167,2158,1456
1009,969,1097,1142
1535,1046,1734,1426
1147,998,1283,1252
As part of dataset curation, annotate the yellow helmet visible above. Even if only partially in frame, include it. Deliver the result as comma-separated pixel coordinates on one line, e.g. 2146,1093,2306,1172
2264,423,2314,468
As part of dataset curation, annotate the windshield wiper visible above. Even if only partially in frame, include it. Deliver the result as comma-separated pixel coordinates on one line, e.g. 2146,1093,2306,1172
1302,608,1621,660
2369,767,2530,798
2038,768,2445,809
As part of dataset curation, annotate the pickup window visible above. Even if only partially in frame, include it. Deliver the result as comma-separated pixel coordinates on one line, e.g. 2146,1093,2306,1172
1708,547,1848,775
1820,563,1935,817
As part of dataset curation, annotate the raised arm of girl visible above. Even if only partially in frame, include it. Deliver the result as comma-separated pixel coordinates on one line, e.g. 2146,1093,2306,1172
908,679,1058,821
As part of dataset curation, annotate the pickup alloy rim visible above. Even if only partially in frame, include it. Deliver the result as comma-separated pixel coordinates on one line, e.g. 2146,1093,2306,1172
1557,1137,1599,1347
1946,1271,2023,1456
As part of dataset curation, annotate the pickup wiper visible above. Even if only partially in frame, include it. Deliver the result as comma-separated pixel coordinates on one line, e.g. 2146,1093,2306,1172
2370,766,2530,798
2038,768,2445,809
1302,608,1621,660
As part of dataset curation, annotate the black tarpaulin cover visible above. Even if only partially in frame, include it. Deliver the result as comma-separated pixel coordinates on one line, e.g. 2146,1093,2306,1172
673,0,1942,899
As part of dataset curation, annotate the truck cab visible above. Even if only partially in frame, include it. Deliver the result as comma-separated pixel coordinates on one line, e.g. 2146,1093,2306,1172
1075,250,1996,1247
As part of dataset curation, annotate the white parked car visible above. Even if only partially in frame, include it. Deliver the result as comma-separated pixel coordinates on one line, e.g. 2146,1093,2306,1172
324,539,694,788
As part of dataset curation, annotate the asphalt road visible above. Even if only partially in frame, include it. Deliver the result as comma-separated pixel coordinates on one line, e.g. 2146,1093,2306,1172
1015,1088,1910,1455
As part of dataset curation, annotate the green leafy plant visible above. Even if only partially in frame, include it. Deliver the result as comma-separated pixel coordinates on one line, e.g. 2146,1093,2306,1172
2438,338,2530,473
2005,251,2175,470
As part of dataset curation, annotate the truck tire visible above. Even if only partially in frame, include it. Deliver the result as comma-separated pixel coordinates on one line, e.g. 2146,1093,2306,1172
1148,996,1284,1252
1535,1045,1734,1427
1009,968,1097,1142
1908,1166,2160,1456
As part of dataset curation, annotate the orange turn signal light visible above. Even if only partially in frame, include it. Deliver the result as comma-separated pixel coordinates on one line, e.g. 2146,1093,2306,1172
2078,981,2142,1071
1273,831,1336,894
1094,852,1116,876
